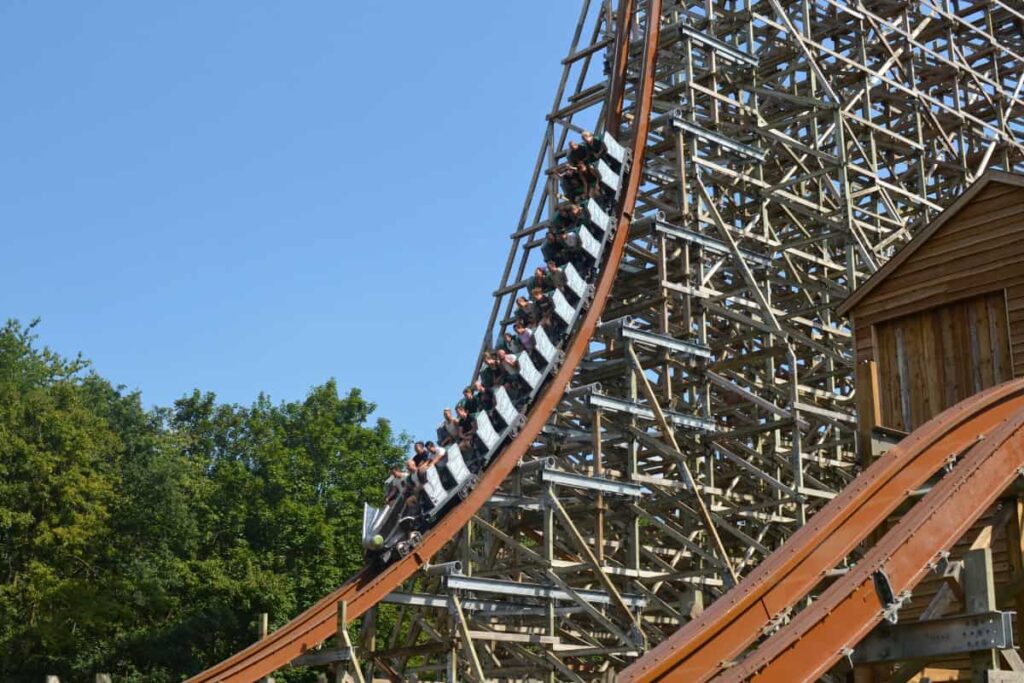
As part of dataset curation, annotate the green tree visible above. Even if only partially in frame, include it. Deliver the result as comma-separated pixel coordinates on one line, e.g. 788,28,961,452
162,382,405,676
0,320,406,682
0,319,122,677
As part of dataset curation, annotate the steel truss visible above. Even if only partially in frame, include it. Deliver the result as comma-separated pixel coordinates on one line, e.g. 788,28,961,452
345,0,1024,680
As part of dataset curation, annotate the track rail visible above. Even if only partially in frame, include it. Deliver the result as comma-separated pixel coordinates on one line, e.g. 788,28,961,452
620,378,1024,683
185,3,662,681
729,398,1024,681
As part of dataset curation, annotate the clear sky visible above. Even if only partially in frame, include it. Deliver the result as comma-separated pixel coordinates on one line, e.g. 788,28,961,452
0,2,585,441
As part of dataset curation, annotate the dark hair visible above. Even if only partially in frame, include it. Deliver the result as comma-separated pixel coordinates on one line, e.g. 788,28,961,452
414,441,425,449
425,441,436,449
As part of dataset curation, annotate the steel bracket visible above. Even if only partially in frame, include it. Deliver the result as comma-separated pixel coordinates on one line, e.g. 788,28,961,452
873,569,911,624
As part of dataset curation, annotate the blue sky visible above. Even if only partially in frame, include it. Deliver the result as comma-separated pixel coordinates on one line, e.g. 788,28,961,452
0,1,584,441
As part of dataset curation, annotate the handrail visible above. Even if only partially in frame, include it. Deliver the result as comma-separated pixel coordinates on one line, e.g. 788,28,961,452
184,2,663,681
619,378,1024,682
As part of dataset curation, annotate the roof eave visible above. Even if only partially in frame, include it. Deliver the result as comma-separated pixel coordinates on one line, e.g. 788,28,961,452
836,170,1024,318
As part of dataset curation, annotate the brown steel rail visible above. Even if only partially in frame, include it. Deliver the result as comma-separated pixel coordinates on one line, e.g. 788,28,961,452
725,400,1024,681
184,3,663,681
618,378,1024,683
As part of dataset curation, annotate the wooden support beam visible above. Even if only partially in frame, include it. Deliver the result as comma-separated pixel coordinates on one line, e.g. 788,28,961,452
450,594,487,683
627,343,739,585
257,613,272,683
336,601,364,683
547,493,642,639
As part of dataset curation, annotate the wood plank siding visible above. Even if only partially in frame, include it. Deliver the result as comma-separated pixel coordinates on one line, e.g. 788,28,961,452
844,172,1024,682
873,291,1012,432
847,176,1024,456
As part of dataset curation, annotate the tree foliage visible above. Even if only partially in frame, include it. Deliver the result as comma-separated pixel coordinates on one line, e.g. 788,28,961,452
0,320,405,681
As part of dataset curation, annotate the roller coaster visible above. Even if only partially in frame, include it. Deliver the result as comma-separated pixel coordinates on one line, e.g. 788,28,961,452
187,0,1024,680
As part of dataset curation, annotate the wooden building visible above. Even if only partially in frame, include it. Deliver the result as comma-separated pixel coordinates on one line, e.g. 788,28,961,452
839,170,1024,460
839,170,1024,682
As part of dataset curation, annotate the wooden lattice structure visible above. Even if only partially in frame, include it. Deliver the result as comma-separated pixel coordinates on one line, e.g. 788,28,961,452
363,1,1024,680
184,1,1024,681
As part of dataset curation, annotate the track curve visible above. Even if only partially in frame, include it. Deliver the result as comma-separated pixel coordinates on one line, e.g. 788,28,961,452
185,2,662,681
620,377,1024,682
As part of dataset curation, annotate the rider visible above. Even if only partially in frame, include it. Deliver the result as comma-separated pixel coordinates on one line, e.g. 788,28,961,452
457,386,479,415
384,465,407,504
551,202,585,235
426,441,456,488
580,129,607,164
407,441,431,474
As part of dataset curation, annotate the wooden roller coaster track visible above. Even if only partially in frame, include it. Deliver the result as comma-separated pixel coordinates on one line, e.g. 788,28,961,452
620,378,1024,681
186,1,661,680
187,0,1024,678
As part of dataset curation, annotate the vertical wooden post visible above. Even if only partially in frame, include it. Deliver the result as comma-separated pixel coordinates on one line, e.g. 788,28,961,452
336,600,365,683
964,547,999,681
258,612,269,640
593,407,605,564
447,646,458,683
627,344,641,577
674,130,689,218
656,231,672,407
463,520,474,577
854,358,883,683
359,605,377,683
257,614,270,683
336,599,348,683
788,347,807,527
856,358,882,467
543,481,556,683
1004,499,1024,644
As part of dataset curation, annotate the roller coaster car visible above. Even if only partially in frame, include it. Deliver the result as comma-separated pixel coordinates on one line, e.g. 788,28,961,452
362,131,628,573
361,486,418,567
421,443,477,521
362,444,479,568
